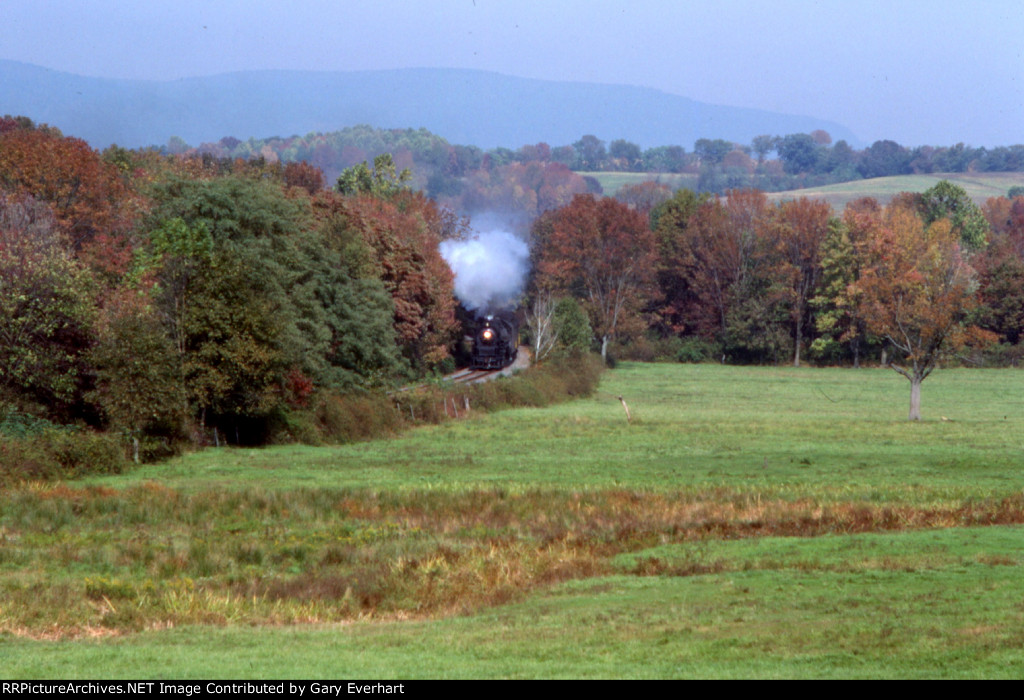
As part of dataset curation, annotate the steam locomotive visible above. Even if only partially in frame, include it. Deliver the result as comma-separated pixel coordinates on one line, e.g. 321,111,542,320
470,311,519,370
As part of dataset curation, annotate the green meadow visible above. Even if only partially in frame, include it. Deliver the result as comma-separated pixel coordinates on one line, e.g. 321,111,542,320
3,363,1024,678
584,170,1024,208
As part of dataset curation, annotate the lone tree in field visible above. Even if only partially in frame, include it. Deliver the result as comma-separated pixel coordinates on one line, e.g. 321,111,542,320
856,202,991,420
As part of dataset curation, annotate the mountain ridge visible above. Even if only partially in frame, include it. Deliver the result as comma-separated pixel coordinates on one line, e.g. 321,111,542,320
0,60,862,151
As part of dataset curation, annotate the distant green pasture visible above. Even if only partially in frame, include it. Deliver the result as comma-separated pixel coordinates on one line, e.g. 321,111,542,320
86,364,1024,502
581,170,1024,208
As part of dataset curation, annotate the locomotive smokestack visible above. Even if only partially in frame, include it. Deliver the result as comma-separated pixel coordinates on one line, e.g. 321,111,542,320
440,227,529,316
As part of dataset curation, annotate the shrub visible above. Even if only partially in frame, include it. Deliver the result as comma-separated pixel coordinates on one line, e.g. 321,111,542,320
0,429,127,486
315,392,403,443
676,337,719,363
968,342,1024,368
0,406,58,438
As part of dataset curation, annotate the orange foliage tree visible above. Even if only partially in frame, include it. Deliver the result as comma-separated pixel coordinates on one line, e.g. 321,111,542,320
856,202,991,420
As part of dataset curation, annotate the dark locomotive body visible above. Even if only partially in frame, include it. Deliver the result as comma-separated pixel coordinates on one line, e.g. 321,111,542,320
470,311,519,370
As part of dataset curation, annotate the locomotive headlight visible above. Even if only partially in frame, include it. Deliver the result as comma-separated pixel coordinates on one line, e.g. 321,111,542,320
482,329,494,341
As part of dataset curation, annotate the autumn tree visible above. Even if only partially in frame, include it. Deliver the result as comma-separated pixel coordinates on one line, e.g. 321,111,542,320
0,125,134,247
666,189,787,360
772,197,833,366
975,195,1024,345
334,190,459,369
534,194,656,362
649,188,711,335
615,181,672,217
283,160,326,195
459,161,587,220
0,193,96,418
856,202,989,420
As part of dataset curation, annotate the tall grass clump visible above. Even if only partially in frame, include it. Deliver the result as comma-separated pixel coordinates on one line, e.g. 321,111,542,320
466,353,604,412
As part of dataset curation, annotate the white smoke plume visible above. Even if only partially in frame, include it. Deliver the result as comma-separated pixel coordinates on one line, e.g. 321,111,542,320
440,228,530,315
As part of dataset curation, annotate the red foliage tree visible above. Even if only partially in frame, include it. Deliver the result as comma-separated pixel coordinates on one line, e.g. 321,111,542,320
676,189,776,340
0,127,135,248
535,194,656,361
772,197,834,366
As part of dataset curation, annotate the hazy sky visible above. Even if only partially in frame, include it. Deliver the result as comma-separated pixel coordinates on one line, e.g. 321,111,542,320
3,0,1022,147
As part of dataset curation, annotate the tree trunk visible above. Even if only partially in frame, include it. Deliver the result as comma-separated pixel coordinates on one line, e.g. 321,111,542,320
601,334,609,364
793,314,802,367
909,376,922,421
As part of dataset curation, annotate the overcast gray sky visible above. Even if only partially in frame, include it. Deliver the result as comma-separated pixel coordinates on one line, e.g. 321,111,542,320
2,0,1022,147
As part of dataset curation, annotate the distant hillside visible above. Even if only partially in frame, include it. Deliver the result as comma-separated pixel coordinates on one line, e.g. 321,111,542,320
0,60,860,151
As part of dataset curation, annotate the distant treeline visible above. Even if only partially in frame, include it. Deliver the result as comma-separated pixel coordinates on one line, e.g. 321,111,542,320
171,125,1024,200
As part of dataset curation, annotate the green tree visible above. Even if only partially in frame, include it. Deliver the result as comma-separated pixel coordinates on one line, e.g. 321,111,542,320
0,193,96,418
552,296,593,355
641,145,689,173
147,176,405,437
751,135,777,165
694,138,733,166
144,217,214,357
572,135,607,170
919,180,989,249
89,301,185,462
335,153,412,197
859,140,911,179
809,216,873,365
608,139,642,170
777,133,822,174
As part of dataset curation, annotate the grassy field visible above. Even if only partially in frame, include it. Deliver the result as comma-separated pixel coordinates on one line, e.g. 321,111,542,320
582,170,1024,208
3,363,1024,678
764,172,1024,210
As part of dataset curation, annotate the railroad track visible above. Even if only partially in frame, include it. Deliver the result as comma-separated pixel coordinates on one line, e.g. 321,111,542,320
446,368,500,385
392,346,530,394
